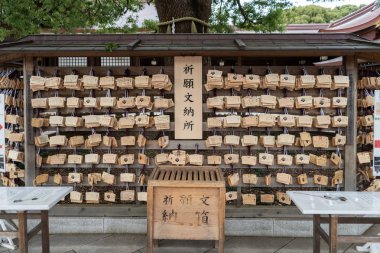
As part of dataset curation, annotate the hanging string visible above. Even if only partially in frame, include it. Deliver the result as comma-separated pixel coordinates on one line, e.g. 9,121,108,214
267,65,272,74
302,88,307,97
337,127,342,136
302,67,308,76
337,108,343,116
339,66,344,76
124,89,128,98
319,107,325,116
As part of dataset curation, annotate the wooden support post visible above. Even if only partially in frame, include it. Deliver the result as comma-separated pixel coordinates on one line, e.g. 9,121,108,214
133,57,141,67
41,211,50,253
23,56,36,186
344,55,358,191
313,214,321,253
236,171,242,207
329,215,338,253
18,211,28,253
236,56,242,66
87,57,97,67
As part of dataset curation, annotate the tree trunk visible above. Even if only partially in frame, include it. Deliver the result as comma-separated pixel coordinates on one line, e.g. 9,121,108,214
155,0,212,33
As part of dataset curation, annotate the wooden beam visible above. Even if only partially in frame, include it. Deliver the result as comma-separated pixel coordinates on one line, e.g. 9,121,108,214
39,141,342,152
18,50,356,58
0,231,18,237
344,55,358,191
27,222,41,240
36,65,340,76
320,217,380,224
48,204,307,218
338,236,380,244
127,39,141,50
318,225,329,244
23,56,36,186
0,213,41,219
234,39,247,49
0,53,23,64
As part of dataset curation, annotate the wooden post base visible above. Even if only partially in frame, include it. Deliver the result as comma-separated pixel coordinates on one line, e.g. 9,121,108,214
0,211,50,253
313,215,380,253
148,239,224,253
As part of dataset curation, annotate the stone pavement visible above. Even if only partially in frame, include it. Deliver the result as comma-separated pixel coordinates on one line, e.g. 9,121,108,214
0,234,365,253
2,225,380,253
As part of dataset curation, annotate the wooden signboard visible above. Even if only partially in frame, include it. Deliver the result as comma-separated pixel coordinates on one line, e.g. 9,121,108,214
148,166,225,253
153,187,220,239
174,56,203,139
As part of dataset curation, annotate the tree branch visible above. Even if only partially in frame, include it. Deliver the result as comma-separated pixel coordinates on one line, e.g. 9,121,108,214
219,0,223,17
0,23,12,30
234,0,254,25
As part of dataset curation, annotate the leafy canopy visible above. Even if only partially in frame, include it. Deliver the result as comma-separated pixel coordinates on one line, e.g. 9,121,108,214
211,0,290,33
0,0,368,40
210,1,365,33
0,0,143,41
283,4,365,24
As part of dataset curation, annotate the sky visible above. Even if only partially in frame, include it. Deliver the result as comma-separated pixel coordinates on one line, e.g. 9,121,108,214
292,0,375,7
243,0,374,7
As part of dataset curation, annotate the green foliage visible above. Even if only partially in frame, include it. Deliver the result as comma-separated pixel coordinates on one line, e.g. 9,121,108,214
142,19,158,32
231,0,290,32
210,1,365,33
210,0,291,33
96,16,140,34
105,42,120,52
0,0,143,41
284,4,365,24
210,1,235,33
0,0,369,40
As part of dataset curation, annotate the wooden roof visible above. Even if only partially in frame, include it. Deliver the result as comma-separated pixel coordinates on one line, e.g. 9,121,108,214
0,33,380,62
320,2,380,34
286,24,330,34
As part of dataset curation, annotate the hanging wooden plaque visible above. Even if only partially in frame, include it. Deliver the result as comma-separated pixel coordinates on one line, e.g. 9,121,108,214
174,56,202,139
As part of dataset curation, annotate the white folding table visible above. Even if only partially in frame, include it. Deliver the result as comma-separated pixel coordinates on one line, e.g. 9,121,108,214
287,191,380,253
0,187,72,253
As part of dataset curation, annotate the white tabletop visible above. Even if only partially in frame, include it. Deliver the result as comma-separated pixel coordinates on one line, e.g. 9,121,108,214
0,187,72,211
287,191,380,215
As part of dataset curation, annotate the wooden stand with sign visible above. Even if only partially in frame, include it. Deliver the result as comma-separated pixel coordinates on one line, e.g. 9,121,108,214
147,166,225,253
